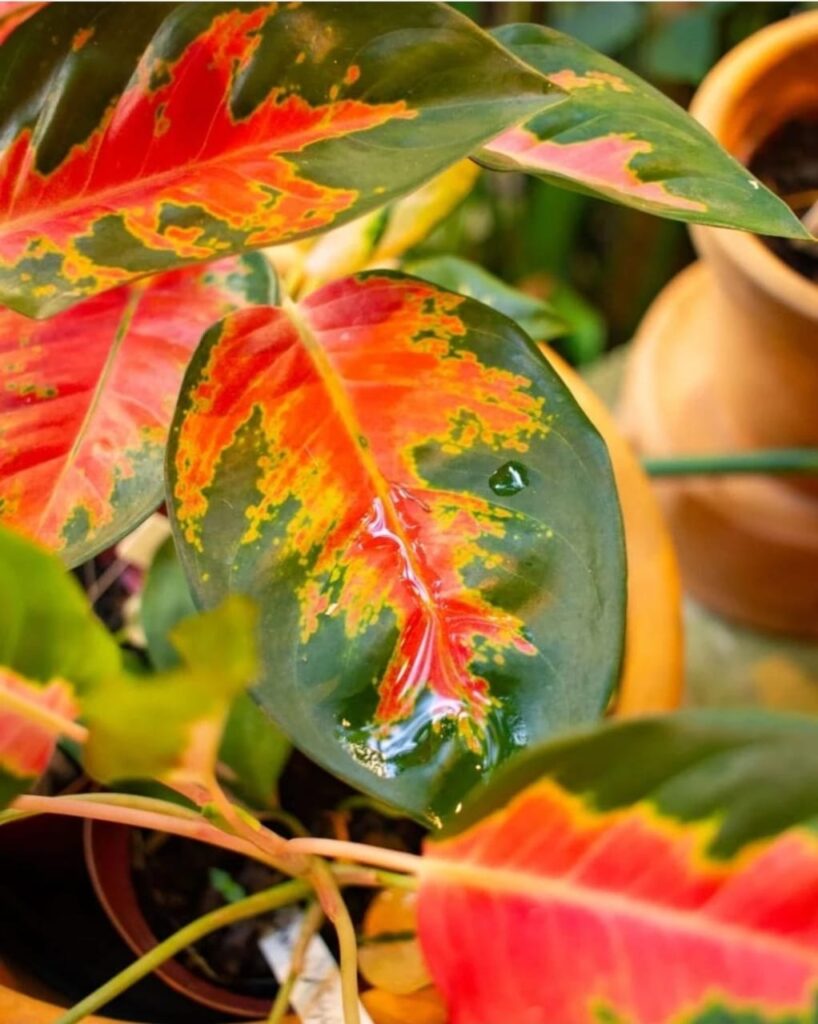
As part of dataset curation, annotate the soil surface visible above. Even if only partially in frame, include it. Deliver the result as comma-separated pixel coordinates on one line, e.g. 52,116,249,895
132,749,426,1000
749,114,818,281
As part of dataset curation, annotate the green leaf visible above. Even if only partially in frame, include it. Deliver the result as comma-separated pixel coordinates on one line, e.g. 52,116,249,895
405,256,565,341
480,24,809,237
0,525,120,691
82,595,259,785
0,2,559,317
141,535,290,806
219,693,290,810
141,535,198,672
167,272,625,824
419,711,818,1024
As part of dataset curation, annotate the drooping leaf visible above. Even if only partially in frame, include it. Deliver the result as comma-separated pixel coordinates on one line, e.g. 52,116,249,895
406,255,565,341
0,666,79,807
272,160,481,296
141,535,290,807
0,254,276,566
0,524,120,691
167,271,625,823
82,595,259,789
0,2,558,318
480,24,809,237
418,711,818,1024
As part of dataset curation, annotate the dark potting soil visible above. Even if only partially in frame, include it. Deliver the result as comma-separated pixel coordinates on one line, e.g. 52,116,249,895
132,749,426,999
749,114,818,281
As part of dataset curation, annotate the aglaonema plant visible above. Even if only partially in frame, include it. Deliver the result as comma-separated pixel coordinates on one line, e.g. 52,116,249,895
0,4,816,1023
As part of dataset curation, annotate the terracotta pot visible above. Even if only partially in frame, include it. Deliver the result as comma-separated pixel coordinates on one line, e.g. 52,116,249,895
83,819,272,1021
620,11,818,637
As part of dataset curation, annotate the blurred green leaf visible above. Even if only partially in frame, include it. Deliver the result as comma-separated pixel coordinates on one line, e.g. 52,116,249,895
141,536,289,805
406,256,565,341
550,2,645,54
642,9,719,85
0,526,120,692
219,693,291,809
547,282,606,366
83,596,259,785
141,536,197,671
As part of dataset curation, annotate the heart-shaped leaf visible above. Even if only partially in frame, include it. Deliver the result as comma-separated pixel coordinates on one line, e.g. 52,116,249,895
167,272,625,823
481,24,809,238
0,2,557,318
418,711,818,1024
0,254,276,566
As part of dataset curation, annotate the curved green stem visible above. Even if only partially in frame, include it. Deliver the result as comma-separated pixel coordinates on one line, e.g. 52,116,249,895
644,449,818,477
55,878,311,1024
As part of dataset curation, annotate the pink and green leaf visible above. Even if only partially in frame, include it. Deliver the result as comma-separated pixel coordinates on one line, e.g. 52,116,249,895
0,253,275,566
0,666,80,807
0,2,557,318
167,272,625,823
481,25,809,238
418,711,818,1024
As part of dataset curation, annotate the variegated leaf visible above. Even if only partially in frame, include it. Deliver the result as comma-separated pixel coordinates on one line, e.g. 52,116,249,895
0,666,80,807
167,272,624,822
0,254,275,566
0,2,557,317
419,711,818,1024
481,24,809,237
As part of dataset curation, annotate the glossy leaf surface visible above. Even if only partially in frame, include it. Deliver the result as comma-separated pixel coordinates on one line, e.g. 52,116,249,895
0,666,78,807
481,24,809,237
0,2,557,317
419,711,818,1024
406,256,565,341
0,254,276,566
168,272,625,823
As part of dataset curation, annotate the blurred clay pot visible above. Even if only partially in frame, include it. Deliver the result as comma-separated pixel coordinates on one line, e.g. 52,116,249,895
620,11,818,637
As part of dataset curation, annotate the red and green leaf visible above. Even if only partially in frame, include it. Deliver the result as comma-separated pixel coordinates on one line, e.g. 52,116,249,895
418,711,818,1023
167,272,625,823
0,253,275,566
0,666,80,807
0,2,557,318
480,25,809,237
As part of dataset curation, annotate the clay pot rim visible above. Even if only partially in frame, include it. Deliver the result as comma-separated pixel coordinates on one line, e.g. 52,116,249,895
689,10,818,322
83,819,272,1020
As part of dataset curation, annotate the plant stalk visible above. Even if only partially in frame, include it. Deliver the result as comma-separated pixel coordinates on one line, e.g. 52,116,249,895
644,449,818,477
54,878,311,1024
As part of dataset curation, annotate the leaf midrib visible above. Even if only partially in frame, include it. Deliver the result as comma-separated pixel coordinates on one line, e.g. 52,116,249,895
35,285,143,536
421,852,818,970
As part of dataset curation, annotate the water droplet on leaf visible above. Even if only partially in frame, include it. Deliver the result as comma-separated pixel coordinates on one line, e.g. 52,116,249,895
489,460,529,496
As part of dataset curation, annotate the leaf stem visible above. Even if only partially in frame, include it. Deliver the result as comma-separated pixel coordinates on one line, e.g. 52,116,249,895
54,878,311,1024
10,794,279,868
287,837,424,877
644,449,818,477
